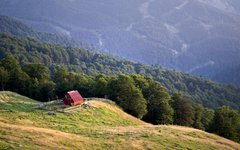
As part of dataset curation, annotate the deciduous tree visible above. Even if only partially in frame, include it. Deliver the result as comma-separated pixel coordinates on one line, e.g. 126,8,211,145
0,67,8,90
171,93,194,126
109,74,147,118
143,81,173,124
210,106,240,142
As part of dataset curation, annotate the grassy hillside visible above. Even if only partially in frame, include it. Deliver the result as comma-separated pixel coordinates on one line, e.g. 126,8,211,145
0,91,239,150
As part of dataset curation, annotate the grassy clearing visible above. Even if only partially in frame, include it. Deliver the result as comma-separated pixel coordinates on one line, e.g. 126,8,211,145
0,91,239,150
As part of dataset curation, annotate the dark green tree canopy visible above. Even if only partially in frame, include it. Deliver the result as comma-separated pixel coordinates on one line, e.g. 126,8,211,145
171,93,194,126
143,80,173,124
23,63,50,82
210,106,240,142
109,74,147,119
0,55,20,71
0,67,9,90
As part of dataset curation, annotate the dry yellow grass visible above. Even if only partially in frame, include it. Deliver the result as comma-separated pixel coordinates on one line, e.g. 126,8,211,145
167,126,240,150
0,121,94,150
2,121,239,150
0,91,240,150
0,94,10,102
85,100,148,125
103,125,240,150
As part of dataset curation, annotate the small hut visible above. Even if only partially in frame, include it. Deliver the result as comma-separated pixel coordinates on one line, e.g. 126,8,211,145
63,90,84,106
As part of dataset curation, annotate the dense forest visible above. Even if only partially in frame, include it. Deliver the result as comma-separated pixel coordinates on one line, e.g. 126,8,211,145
0,33,240,111
1,0,240,85
1,13,240,85
0,55,239,142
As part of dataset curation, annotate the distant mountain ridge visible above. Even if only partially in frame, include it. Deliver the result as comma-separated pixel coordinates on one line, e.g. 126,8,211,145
0,14,91,49
213,64,240,85
0,0,239,84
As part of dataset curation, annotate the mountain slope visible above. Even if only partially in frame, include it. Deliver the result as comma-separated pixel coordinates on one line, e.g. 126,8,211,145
1,34,240,111
0,14,89,49
212,65,240,85
0,91,239,150
0,0,240,83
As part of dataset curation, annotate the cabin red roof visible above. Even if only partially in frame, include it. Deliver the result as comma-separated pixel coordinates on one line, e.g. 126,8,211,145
64,90,83,106
67,91,83,102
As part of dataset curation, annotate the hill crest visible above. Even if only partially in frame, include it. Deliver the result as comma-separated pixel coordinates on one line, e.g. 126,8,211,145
0,91,239,150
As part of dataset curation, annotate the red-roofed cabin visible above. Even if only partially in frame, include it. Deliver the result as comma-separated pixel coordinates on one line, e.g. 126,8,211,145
63,90,84,106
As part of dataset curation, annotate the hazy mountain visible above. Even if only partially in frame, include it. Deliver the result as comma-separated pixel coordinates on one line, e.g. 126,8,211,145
213,65,240,85
1,0,240,83
0,14,90,49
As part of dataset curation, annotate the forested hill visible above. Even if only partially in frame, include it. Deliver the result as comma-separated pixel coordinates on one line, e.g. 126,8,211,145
1,14,240,85
1,0,240,83
0,33,240,111
0,15,90,49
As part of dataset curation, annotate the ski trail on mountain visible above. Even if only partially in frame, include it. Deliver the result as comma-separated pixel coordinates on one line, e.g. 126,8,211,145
92,31,105,49
126,0,155,32
139,0,155,19
198,0,236,13
188,60,215,73
175,0,189,10
126,22,137,31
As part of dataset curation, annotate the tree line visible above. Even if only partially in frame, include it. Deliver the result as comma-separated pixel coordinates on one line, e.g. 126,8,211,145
1,33,240,111
0,55,239,142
